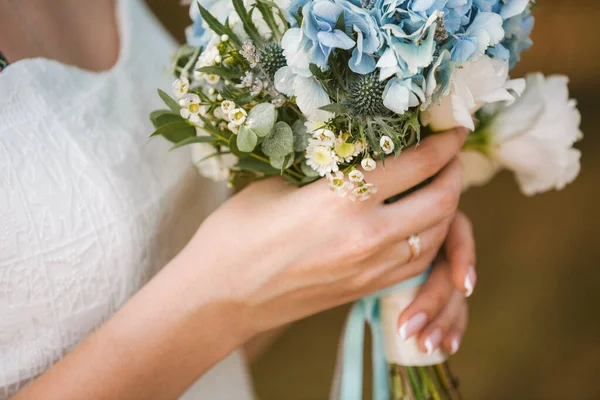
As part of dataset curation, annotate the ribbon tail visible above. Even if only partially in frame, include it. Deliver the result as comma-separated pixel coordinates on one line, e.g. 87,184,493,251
369,300,391,400
338,301,366,400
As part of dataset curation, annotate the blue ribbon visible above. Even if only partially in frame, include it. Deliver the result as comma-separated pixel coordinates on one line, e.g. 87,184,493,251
339,270,430,400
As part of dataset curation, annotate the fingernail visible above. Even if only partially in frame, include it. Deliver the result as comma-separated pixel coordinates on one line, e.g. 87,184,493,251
464,266,476,297
424,328,443,355
450,335,461,355
398,312,427,341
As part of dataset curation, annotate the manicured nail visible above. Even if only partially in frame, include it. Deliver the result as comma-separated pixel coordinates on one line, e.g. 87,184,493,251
464,266,477,297
450,335,461,355
398,312,427,341
424,328,443,355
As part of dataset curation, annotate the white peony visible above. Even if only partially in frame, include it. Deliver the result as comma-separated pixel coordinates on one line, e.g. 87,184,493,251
190,127,236,182
421,56,525,131
461,73,583,196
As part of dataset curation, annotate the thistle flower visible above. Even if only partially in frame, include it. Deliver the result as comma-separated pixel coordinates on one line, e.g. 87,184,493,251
349,72,389,116
258,43,287,80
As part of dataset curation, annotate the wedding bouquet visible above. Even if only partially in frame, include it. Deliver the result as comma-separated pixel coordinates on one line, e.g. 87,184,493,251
150,0,582,398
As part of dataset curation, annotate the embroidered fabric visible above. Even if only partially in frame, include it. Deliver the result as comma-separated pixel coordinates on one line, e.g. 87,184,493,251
0,1,254,398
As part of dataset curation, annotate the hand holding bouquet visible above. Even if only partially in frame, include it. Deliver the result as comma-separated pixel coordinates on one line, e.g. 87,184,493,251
150,0,582,398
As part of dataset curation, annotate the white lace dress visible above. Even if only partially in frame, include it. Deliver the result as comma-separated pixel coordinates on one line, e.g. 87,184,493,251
0,0,255,398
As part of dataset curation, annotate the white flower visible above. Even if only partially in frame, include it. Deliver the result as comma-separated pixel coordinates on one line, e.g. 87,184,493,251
190,127,236,182
421,56,525,131
312,128,336,146
348,170,365,183
334,138,362,163
326,171,354,197
349,183,378,202
463,73,582,196
172,77,190,99
380,136,395,155
213,107,228,121
229,108,247,126
221,100,236,114
306,145,339,176
205,74,221,85
459,149,500,191
195,44,220,69
179,94,206,124
227,122,240,134
361,157,377,171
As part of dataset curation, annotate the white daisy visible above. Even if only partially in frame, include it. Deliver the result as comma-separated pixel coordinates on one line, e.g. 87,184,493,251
380,136,395,155
306,145,339,176
326,172,354,197
229,108,247,126
172,77,190,99
348,170,365,183
180,94,206,124
361,157,377,171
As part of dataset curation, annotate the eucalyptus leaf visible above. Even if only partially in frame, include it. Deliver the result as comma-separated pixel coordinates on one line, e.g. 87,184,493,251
246,103,277,137
292,119,310,152
236,157,280,175
150,121,195,143
269,154,294,170
169,135,220,151
261,121,294,157
157,89,180,113
150,110,182,128
229,135,245,157
301,160,320,177
237,125,258,152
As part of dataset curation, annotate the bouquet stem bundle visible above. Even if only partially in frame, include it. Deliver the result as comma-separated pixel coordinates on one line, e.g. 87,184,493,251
389,362,461,400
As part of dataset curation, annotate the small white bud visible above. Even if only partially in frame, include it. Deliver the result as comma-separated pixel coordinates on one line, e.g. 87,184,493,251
220,34,229,42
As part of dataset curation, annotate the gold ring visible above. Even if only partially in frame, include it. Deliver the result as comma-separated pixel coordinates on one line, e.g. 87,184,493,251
408,235,422,262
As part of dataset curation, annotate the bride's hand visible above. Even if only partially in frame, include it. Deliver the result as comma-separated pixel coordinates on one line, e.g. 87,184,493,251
397,211,475,355
178,127,469,339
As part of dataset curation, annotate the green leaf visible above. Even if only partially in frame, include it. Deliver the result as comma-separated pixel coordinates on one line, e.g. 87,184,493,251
232,0,263,44
309,63,329,81
236,157,280,175
246,103,277,137
292,119,310,152
261,121,294,157
237,126,258,152
197,3,242,47
228,134,245,157
169,135,220,151
335,11,345,32
255,1,282,41
319,103,348,113
157,89,180,113
150,110,182,128
150,121,196,143
269,154,294,170
196,66,244,79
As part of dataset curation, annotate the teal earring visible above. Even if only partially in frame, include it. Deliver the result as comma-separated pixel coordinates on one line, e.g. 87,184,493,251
0,52,8,71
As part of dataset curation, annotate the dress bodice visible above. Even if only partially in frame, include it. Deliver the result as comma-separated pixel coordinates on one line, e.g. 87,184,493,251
0,1,254,398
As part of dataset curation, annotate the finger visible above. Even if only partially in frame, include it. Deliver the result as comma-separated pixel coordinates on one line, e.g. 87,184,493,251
365,217,451,274
443,301,468,355
379,158,462,241
395,258,454,341
369,127,469,200
445,211,477,297
417,291,465,354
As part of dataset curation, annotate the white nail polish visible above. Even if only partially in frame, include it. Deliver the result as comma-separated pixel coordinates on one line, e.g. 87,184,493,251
424,328,442,355
464,266,476,297
398,312,427,342
451,337,460,355
425,338,434,355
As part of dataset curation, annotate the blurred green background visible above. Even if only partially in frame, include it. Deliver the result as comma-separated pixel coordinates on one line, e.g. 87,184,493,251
148,1,600,398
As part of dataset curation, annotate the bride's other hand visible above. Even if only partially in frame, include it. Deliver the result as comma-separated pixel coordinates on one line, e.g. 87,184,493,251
15,128,468,400
396,211,475,355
